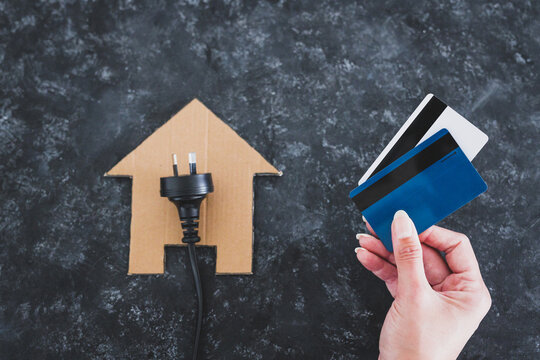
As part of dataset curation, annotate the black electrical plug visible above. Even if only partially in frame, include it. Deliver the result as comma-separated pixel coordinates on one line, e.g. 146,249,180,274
160,153,214,243
160,152,213,360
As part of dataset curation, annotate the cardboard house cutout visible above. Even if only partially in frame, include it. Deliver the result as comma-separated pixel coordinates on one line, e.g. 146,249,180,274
105,99,281,275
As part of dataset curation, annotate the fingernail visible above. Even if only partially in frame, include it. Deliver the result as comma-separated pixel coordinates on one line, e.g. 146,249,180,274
362,215,367,222
354,247,362,254
356,233,370,240
393,210,412,240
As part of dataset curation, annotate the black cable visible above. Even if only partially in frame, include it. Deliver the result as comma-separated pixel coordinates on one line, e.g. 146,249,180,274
187,243,203,360
161,153,212,360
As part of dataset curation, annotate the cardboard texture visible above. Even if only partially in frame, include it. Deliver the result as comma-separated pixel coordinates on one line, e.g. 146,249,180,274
105,99,281,275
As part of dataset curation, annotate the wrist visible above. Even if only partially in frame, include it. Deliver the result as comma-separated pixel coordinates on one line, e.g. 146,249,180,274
379,348,458,360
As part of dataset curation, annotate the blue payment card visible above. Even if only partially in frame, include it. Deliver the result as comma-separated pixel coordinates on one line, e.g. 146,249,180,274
350,129,487,251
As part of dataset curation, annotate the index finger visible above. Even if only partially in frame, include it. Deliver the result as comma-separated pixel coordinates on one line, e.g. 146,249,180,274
362,216,377,237
419,226,482,277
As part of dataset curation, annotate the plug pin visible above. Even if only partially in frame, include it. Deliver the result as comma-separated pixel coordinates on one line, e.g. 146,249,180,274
172,153,179,176
189,152,197,174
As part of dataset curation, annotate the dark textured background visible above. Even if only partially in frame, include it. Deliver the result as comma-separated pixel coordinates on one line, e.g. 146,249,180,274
1,1,539,359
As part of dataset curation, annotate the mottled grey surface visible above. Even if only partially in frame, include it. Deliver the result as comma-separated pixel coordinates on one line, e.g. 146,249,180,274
0,0,539,359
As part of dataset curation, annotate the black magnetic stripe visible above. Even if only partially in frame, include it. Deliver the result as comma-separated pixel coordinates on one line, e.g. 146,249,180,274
369,96,447,179
352,132,458,211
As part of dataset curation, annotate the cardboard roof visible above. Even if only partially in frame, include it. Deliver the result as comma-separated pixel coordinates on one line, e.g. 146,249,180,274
105,99,281,274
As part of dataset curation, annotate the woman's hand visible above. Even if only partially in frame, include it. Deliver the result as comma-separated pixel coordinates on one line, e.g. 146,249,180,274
355,210,491,360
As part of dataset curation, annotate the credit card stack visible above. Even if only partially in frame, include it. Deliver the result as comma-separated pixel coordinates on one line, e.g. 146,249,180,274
349,94,488,252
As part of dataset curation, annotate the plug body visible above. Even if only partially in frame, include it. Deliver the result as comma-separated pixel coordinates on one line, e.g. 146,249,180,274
160,159,213,244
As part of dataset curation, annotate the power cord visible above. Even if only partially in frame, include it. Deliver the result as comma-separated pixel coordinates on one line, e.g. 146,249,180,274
187,243,202,359
160,153,213,360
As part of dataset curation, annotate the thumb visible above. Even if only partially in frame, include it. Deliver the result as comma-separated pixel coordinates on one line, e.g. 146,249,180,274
392,210,430,296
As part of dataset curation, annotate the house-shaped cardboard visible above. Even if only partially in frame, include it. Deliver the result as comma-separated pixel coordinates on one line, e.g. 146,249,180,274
105,99,281,274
